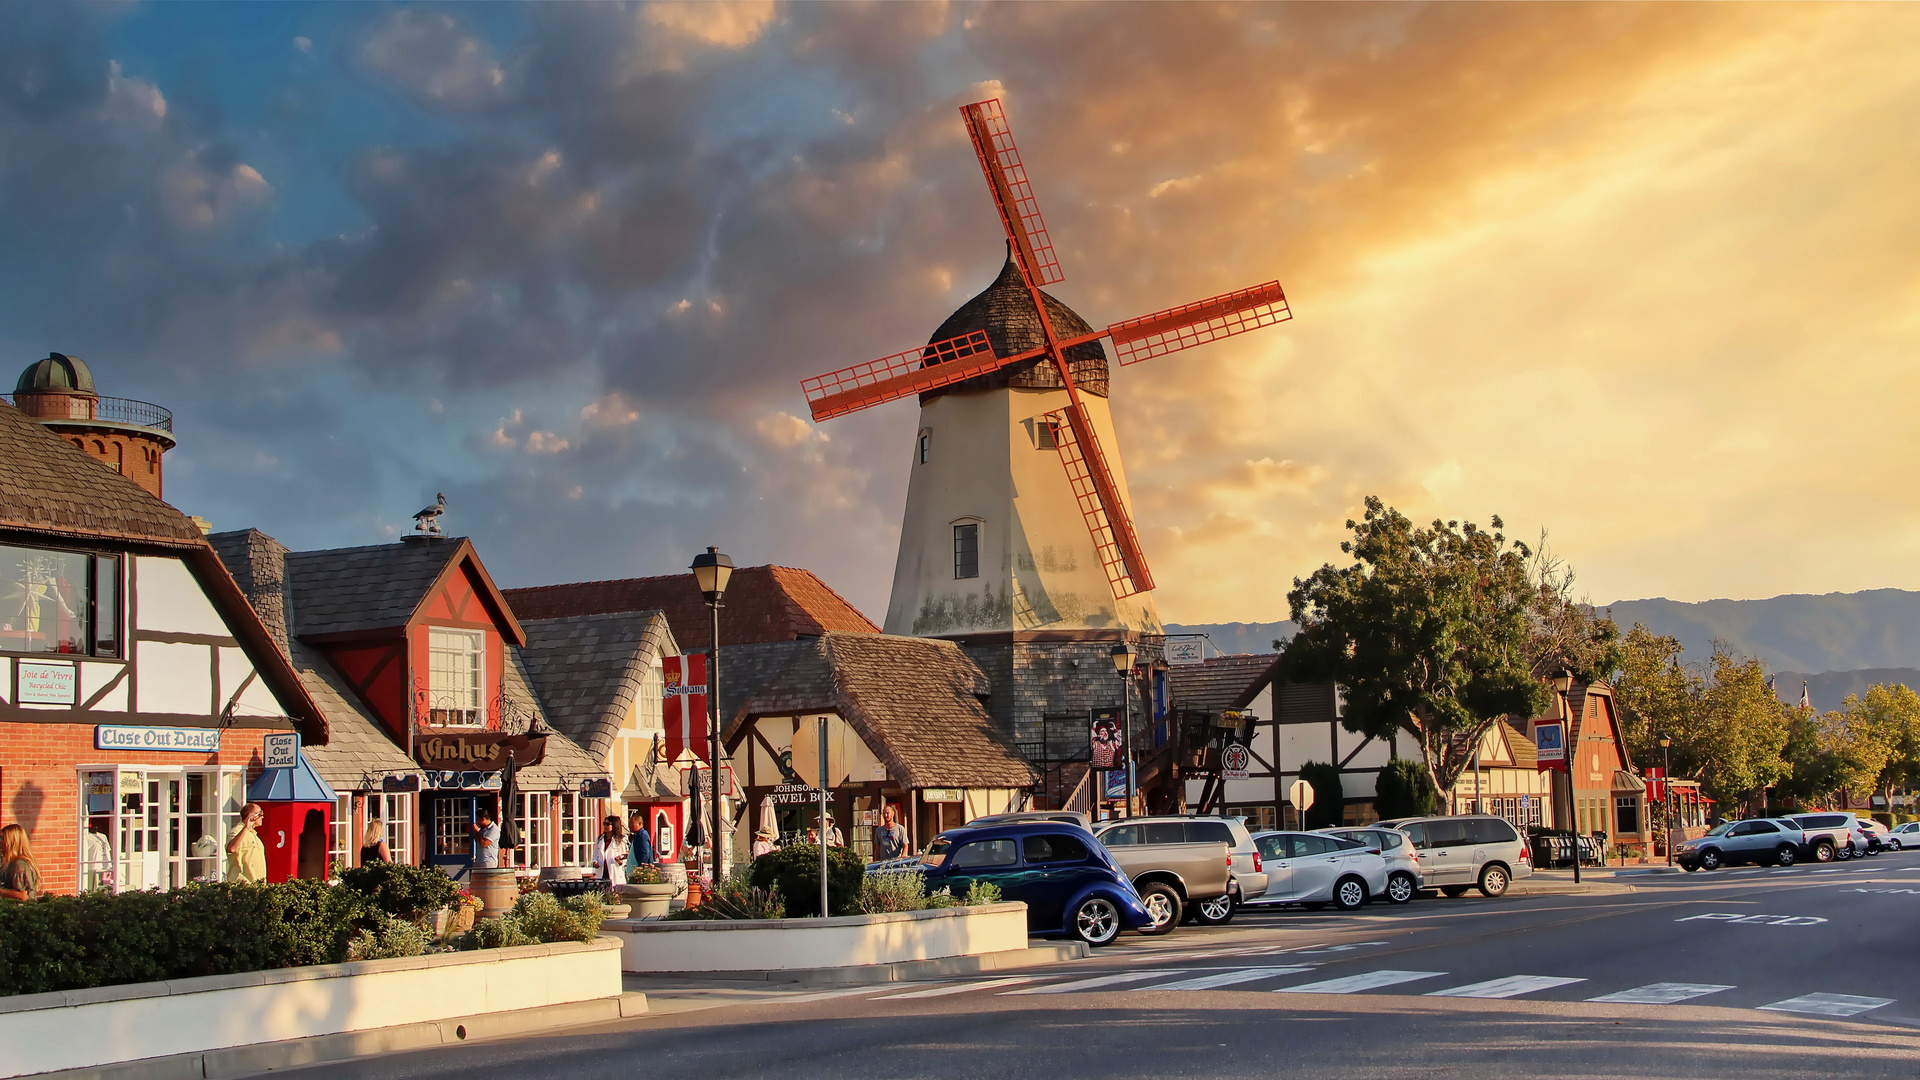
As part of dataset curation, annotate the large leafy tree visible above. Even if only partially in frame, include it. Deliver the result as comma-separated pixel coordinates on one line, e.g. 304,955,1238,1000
1613,626,1791,810
1819,684,1920,810
1280,497,1546,796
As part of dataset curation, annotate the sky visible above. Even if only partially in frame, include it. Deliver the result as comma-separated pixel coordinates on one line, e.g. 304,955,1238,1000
3,2,1918,624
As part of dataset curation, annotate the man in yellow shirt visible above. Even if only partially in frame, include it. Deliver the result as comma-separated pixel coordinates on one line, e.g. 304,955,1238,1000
226,802,267,882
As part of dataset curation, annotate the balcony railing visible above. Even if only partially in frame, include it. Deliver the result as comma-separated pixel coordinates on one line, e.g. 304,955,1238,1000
2,393,174,432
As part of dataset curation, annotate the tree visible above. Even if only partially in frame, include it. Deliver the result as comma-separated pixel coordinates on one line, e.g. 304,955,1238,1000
1375,758,1439,819
1298,761,1344,829
1280,497,1548,795
1612,626,1791,811
1523,533,1623,685
1821,684,1920,810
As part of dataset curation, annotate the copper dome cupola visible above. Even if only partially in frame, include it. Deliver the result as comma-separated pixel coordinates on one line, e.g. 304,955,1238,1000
7,352,176,498
918,252,1109,404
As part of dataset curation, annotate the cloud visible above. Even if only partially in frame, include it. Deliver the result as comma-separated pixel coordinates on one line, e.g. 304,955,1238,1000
581,391,641,427
159,155,272,230
361,10,505,109
645,1,778,49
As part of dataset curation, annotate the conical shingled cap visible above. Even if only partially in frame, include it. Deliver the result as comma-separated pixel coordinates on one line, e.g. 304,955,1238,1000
920,252,1108,403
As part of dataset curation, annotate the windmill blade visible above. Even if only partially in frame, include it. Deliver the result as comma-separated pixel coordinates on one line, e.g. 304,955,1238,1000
802,330,1019,422
1045,404,1155,599
961,99,1065,287
1106,280,1291,366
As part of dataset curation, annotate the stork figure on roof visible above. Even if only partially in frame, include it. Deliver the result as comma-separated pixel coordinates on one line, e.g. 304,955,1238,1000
412,493,447,536
800,97,1292,640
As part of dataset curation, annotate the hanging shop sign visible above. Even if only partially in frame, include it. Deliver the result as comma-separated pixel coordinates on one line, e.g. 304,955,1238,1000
770,782,821,805
1221,741,1251,780
19,661,78,705
263,732,299,769
1534,721,1566,770
424,770,503,791
1164,638,1206,665
95,725,220,752
1102,771,1131,801
1089,708,1122,770
663,653,710,762
921,788,964,803
412,732,547,772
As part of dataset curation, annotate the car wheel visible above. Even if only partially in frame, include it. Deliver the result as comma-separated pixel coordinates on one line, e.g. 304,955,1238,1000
1333,876,1369,911
1136,883,1182,936
1891,838,1904,851
1774,845,1797,867
1193,894,1236,926
1386,872,1417,905
1813,841,1835,863
1071,896,1122,947
1477,864,1510,898
1441,885,1471,898
1699,849,1722,871
1836,844,1854,861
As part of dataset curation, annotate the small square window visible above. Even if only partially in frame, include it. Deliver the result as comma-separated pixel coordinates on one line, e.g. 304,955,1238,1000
953,523,979,580
1036,420,1059,450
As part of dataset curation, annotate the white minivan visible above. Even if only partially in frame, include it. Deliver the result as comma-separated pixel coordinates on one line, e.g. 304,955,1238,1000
1373,815,1533,898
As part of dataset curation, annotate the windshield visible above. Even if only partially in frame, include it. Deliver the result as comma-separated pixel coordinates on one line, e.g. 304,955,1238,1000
1703,822,1732,837
921,836,952,867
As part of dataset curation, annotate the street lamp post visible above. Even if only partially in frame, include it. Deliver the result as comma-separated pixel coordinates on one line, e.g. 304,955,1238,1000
1660,734,1673,868
1110,642,1137,819
1549,668,1579,885
691,546,734,881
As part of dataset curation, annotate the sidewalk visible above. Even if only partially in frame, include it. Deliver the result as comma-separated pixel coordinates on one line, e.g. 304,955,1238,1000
1506,868,1637,896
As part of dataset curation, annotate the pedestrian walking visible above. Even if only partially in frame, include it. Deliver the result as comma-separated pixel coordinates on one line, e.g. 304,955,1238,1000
591,816,629,886
874,804,908,860
0,824,41,900
226,803,267,883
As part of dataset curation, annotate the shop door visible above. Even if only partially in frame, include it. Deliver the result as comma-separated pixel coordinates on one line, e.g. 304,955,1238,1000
116,773,166,892
428,795,477,878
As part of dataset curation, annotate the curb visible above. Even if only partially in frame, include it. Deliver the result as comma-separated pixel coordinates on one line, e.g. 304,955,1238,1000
25,992,648,1080
626,942,1090,986
1613,867,1685,877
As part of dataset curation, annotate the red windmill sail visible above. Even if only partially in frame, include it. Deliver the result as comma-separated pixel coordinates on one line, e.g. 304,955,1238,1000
799,98,1294,601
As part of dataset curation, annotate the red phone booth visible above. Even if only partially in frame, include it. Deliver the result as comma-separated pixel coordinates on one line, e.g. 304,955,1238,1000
248,750,337,882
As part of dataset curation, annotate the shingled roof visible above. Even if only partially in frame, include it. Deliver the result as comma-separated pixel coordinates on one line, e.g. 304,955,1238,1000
722,632,1034,789
0,399,204,546
1167,653,1279,714
286,537,523,643
517,610,677,762
0,404,326,742
503,646,608,788
502,564,878,650
921,253,1109,402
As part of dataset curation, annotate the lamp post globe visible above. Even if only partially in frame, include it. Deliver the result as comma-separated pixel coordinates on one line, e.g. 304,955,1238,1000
690,546,734,878
1110,643,1137,818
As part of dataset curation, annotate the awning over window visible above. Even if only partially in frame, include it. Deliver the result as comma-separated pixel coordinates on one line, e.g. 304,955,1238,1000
1611,769,1646,793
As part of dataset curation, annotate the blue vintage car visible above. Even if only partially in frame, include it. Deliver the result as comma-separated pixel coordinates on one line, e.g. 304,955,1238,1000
914,820,1153,946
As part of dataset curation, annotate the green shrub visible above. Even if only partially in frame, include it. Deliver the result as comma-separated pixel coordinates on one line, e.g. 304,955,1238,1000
859,871,927,914
666,869,785,921
461,914,536,950
454,891,607,948
345,915,431,961
748,844,865,917
963,880,1003,906
626,863,665,885
339,862,457,924
1375,758,1439,819
1299,761,1345,829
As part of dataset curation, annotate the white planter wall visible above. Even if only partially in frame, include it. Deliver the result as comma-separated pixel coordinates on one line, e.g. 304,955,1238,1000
609,903,1028,973
0,938,622,1078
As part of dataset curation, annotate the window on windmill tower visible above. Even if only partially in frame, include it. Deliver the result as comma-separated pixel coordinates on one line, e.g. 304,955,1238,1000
1035,419,1060,450
918,431,931,464
953,523,980,580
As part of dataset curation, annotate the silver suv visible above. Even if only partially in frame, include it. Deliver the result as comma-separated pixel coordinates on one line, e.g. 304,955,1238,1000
1784,812,1869,862
1322,826,1423,904
1094,815,1265,926
1375,814,1533,898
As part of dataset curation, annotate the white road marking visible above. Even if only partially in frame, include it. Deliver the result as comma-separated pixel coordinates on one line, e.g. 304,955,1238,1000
876,976,1049,998
775,985,922,1004
1002,970,1196,995
1759,993,1894,1017
1276,970,1448,994
1587,982,1734,1005
1137,967,1314,991
1427,976,1588,999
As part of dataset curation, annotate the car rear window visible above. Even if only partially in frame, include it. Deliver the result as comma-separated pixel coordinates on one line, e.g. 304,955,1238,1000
1099,824,1142,847
1144,822,1186,845
1024,834,1090,864
948,839,1019,869
1796,815,1846,829
1376,831,1406,850
1467,818,1519,845
1187,821,1236,846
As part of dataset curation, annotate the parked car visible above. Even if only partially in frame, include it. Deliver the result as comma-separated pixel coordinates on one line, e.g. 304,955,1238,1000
1091,816,1244,931
915,821,1153,946
1784,812,1868,862
1373,814,1533,897
1320,826,1423,904
966,811,1091,829
1856,817,1890,853
1247,831,1389,910
1888,821,1920,850
1674,818,1806,871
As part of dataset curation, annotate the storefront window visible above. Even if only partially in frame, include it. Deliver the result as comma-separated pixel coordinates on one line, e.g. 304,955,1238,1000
1616,796,1641,836
79,766,243,892
376,793,414,865
1,544,119,656
515,792,553,868
330,794,353,872
556,793,595,865
427,628,485,726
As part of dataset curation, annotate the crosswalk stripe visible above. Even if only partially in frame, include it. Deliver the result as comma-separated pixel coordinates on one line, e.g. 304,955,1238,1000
1758,993,1894,1017
1136,967,1315,992
1587,982,1733,1005
876,976,1050,999
776,984,921,1004
1275,970,1447,994
1426,976,1587,999
1002,970,1196,995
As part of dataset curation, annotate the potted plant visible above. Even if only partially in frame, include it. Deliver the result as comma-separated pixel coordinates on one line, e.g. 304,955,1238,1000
450,889,484,934
620,863,676,918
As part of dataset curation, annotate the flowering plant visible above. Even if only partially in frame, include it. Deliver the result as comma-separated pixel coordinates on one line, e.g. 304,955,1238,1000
626,864,665,886
454,888,485,911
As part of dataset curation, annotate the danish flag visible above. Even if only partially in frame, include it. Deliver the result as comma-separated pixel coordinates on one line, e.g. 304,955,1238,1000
663,653,710,763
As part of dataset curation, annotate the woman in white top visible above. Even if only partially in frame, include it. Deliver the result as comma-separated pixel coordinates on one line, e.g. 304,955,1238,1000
590,816,629,886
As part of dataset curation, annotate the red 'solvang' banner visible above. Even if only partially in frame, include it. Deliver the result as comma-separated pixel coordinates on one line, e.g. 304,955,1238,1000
663,653,710,762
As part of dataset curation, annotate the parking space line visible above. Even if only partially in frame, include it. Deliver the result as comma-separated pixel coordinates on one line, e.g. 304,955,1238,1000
1427,976,1587,999
1759,993,1894,1017
1587,982,1733,1005
1136,966,1315,992
1275,970,1447,994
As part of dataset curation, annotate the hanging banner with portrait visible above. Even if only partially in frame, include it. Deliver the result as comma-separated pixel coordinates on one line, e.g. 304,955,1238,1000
1089,708,1122,770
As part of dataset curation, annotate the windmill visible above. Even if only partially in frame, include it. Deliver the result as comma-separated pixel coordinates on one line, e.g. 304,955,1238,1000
802,99,1290,612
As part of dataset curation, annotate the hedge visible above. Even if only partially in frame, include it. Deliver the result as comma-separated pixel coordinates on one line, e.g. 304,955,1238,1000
0,865,593,998
747,844,867,917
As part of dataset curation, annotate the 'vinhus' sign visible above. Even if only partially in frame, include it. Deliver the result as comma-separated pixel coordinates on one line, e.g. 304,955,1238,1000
412,732,547,771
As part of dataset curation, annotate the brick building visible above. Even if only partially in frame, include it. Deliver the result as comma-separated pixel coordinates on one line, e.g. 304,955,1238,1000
0,398,324,895
6,353,175,500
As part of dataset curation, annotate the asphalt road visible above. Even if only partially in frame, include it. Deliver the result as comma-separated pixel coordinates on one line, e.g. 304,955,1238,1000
289,850,1920,1080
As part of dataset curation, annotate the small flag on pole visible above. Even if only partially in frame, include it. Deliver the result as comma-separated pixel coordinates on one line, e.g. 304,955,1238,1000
663,653,710,762
1800,681,1812,711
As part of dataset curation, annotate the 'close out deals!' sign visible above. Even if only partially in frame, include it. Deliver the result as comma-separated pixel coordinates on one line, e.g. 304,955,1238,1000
95,725,221,752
